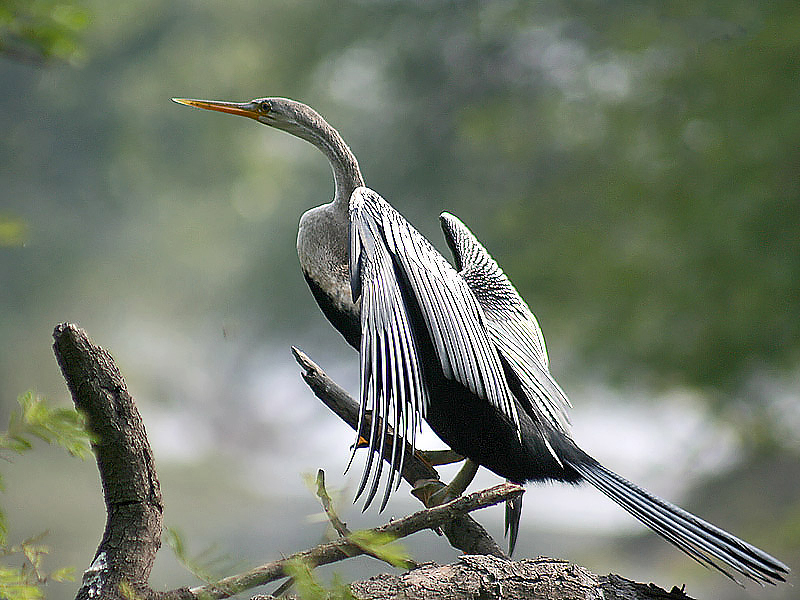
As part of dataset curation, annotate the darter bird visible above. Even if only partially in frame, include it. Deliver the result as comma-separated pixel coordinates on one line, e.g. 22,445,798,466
172,96,789,584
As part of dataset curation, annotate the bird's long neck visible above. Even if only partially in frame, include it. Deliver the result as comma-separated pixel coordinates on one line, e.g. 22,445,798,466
297,116,364,210
294,110,364,348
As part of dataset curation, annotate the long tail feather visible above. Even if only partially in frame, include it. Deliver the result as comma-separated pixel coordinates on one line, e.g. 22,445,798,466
569,459,789,585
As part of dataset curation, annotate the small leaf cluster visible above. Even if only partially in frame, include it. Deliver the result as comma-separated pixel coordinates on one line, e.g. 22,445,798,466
164,527,243,592
0,392,91,600
1,391,92,466
283,558,354,600
0,534,75,600
346,530,413,570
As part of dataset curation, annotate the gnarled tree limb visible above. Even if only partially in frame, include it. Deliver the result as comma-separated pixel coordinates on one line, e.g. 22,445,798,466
188,483,523,600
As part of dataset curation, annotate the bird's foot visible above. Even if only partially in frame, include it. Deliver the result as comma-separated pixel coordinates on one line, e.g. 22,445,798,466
427,459,480,506
350,435,370,451
410,479,446,506
416,449,465,467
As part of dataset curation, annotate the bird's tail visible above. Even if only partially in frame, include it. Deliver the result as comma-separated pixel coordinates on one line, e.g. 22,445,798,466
567,457,789,585
505,490,523,556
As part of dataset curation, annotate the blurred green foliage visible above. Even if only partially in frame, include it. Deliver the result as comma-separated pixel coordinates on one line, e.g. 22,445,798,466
1,0,797,417
0,0,88,64
0,0,796,457
343,1,800,399
0,533,75,600
346,530,413,570
0,214,27,247
1,392,92,465
163,526,242,589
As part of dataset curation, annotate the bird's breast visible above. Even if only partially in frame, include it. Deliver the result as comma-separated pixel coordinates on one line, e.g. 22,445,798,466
297,205,361,348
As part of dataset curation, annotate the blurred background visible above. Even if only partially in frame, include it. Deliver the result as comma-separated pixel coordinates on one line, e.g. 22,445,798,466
1,1,798,598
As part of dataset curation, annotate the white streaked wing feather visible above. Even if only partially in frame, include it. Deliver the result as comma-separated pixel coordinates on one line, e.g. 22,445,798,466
348,188,521,508
349,193,429,509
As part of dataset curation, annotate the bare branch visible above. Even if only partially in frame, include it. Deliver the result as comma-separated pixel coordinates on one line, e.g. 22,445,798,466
313,469,351,538
187,483,523,600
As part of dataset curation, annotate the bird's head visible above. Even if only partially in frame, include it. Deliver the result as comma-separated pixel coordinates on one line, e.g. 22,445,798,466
171,96,326,142
172,95,364,197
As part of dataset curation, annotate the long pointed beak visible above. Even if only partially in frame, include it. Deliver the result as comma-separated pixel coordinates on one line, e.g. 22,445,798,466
171,97,260,120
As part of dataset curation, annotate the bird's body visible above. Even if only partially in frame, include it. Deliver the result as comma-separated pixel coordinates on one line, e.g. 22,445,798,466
173,95,789,585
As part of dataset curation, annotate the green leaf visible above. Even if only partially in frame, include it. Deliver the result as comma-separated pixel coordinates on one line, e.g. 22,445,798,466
0,511,7,546
119,580,142,600
0,393,87,591
0,214,27,247
21,545,41,572
283,558,355,600
346,530,413,569
163,527,186,562
328,573,356,600
0,564,43,600
49,567,75,582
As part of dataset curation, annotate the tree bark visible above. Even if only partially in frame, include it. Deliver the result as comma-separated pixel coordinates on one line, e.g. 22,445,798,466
257,556,694,600
347,555,694,600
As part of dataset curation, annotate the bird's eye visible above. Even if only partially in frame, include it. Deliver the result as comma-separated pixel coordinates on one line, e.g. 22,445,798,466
259,101,271,114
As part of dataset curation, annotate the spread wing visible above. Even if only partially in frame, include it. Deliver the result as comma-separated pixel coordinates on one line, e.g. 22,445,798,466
349,187,520,510
440,212,572,435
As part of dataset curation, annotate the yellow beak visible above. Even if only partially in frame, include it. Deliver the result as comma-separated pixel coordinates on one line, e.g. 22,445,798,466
171,97,260,120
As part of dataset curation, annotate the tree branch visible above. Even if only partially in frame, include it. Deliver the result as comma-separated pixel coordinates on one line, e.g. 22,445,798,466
52,323,185,600
347,555,696,600
291,346,508,558
313,469,352,539
188,483,523,600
